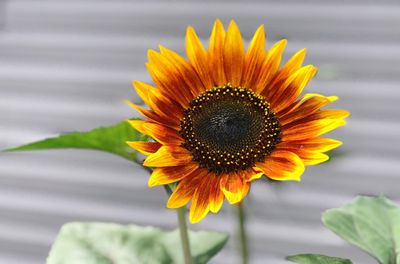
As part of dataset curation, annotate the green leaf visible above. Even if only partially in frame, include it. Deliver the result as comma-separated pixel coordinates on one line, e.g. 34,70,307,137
5,120,148,162
322,195,400,264
47,222,228,264
287,254,352,264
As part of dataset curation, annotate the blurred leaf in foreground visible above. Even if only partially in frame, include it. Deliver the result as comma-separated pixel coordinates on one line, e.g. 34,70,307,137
5,120,148,162
323,195,400,264
47,222,228,264
287,254,352,264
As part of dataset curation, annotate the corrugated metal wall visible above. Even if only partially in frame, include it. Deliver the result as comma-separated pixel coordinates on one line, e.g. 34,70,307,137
1,1,399,263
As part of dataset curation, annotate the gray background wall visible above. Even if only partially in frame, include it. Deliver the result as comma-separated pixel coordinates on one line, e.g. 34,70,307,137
1,0,399,263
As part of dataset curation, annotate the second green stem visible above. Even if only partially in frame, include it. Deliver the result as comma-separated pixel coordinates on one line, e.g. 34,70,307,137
237,201,249,264
177,206,193,264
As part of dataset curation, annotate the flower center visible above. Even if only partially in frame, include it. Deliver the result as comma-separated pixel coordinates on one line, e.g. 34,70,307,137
180,84,281,174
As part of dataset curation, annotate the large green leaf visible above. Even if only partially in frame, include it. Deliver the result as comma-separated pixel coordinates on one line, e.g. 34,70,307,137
5,121,148,162
287,254,352,264
47,222,228,264
322,196,400,264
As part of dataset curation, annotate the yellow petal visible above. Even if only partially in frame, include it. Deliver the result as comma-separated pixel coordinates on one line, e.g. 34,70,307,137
283,119,347,141
166,168,206,208
148,162,198,187
126,141,161,156
255,39,287,94
144,145,192,167
256,150,304,181
186,26,213,91
271,65,318,113
244,171,264,182
283,109,350,129
276,145,330,166
208,19,226,86
132,81,158,106
265,48,307,99
278,138,343,153
128,120,183,145
208,174,224,213
279,93,338,124
146,51,193,108
223,20,245,86
219,173,250,204
297,151,329,166
190,177,212,223
126,101,180,130
159,45,205,96
146,87,183,123
242,24,266,88
280,48,307,77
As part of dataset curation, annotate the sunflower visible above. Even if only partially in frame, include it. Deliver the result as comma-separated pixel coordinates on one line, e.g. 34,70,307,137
127,20,349,223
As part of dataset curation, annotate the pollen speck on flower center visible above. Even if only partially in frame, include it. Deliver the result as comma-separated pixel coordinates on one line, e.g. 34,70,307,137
179,84,281,174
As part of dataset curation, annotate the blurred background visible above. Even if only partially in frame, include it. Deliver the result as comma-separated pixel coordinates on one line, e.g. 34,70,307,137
1,0,400,263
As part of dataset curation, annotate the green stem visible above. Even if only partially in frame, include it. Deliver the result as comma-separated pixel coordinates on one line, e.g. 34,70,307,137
237,202,249,264
146,173,192,264
177,206,193,264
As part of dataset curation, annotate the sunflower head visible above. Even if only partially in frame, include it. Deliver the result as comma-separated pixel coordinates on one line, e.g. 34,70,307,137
127,20,349,223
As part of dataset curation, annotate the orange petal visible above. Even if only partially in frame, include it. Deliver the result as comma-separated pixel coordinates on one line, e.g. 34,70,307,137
128,119,146,134
270,65,318,113
282,119,347,141
126,141,161,156
146,51,193,108
132,81,158,106
242,24,266,88
167,168,207,208
208,19,226,86
132,81,183,122
126,101,180,130
128,120,183,145
283,109,350,130
278,48,307,79
159,45,205,96
242,169,264,182
146,88,183,123
148,162,198,187
208,174,224,213
296,150,329,165
254,39,287,94
144,145,192,167
263,48,306,99
186,26,213,91
308,109,350,120
219,173,250,204
276,146,330,166
256,150,304,181
277,138,343,153
190,177,213,223
223,20,245,86
279,94,338,125
148,49,198,101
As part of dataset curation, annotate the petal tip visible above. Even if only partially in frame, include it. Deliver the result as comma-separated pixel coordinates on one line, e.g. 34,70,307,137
228,19,238,26
189,216,201,224
328,95,339,102
299,48,307,55
166,200,177,209
147,178,158,188
227,20,241,34
214,18,224,26
147,49,158,59
334,140,343,147
186,26,196,37
127,119,145,130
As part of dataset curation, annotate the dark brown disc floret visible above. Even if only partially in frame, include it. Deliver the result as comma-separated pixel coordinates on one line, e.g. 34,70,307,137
179,84,281,174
